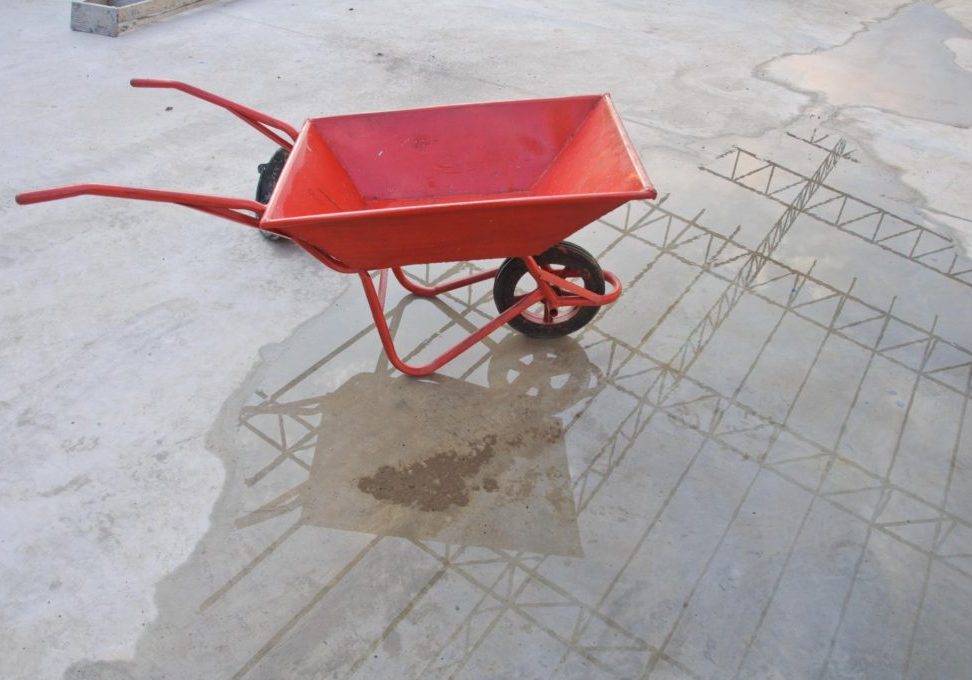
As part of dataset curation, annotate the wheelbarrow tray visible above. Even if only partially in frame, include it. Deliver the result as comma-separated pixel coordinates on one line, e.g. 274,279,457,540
261,94,655,269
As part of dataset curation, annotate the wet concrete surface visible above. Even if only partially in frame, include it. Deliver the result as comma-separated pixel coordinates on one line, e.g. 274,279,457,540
768,3,972,127
3,1,972,679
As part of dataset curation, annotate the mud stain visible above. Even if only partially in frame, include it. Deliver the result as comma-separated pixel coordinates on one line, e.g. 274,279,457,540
358,434,498,511
357,421,562,512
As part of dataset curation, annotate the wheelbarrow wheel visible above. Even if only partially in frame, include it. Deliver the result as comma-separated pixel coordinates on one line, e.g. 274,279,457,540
255,147,289,241
493,241,605,338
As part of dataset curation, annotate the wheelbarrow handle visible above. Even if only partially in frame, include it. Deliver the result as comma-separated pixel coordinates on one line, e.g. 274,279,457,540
130,78,300,150
15,184,265,228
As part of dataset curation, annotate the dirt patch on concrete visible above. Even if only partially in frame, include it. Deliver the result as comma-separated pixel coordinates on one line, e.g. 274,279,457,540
358,434,498,511
357,420,563,512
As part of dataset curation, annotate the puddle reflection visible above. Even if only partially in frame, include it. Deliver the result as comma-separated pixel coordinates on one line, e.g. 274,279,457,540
239,334,601,556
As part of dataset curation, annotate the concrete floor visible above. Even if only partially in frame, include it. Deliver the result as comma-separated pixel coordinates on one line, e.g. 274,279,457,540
3,1,972,678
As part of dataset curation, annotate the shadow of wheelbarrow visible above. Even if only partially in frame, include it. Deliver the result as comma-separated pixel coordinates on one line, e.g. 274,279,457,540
237,332,603,557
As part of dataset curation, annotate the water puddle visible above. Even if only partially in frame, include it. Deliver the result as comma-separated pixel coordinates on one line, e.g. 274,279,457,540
240,354,591,556
766,3,972,126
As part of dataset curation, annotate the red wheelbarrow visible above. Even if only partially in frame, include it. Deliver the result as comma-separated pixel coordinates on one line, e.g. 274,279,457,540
16,80,656,376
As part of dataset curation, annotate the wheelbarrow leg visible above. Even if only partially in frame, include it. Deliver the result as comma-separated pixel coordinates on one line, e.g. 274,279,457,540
392,267,499,298
358,271,543,377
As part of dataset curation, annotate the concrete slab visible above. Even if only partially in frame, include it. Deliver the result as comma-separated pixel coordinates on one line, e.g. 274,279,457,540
2,1,971,679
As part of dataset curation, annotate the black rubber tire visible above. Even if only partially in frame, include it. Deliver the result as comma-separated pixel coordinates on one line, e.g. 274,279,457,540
493,241,605,338
255,148,289,241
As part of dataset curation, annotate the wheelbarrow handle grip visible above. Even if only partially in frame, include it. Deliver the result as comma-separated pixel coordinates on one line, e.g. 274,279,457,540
16,184,265,228
130,78,300,149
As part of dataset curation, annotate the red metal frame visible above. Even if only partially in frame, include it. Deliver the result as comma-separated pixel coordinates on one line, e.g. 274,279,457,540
360,260,622,376
15,79,289,227
130,79,299,150
15,79,633,378
15,184,264,227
